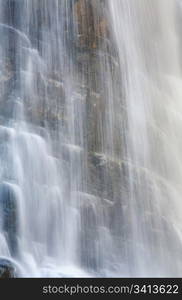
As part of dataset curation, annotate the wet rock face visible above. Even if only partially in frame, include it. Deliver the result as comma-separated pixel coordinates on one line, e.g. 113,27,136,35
74,0,109,50
0,0,125,274
0,258,16,278
77,192,100,271
2,0,21,28
0,183,18,255
0,58,15,117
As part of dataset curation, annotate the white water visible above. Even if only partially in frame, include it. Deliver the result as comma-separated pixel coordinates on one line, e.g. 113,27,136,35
0,0,182,277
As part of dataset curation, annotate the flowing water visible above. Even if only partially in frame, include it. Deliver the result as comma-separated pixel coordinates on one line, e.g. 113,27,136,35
0,0,182,277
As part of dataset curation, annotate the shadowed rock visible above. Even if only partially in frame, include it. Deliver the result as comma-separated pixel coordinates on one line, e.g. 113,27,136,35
0,182,19,255
0,258,17,278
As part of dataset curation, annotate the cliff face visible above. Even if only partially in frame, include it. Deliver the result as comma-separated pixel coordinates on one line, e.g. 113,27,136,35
0,0,126,276
2,0,182,278
74,0,108,49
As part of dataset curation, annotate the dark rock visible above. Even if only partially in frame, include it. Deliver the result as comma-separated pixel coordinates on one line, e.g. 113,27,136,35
0,258,16,278
74,0,109,50
0,182,19,255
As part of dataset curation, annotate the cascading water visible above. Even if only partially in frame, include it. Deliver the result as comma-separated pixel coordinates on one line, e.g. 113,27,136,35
0,0,182,277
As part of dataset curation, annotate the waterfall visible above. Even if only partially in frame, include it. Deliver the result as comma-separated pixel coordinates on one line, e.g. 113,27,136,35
0,0,182,277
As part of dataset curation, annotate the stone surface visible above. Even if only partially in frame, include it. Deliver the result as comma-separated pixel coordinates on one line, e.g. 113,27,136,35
0,258,16,278
74,0,109,50
0,182,18,255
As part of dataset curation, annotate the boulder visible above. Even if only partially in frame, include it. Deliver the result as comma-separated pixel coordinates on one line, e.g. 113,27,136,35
0,258,16,278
